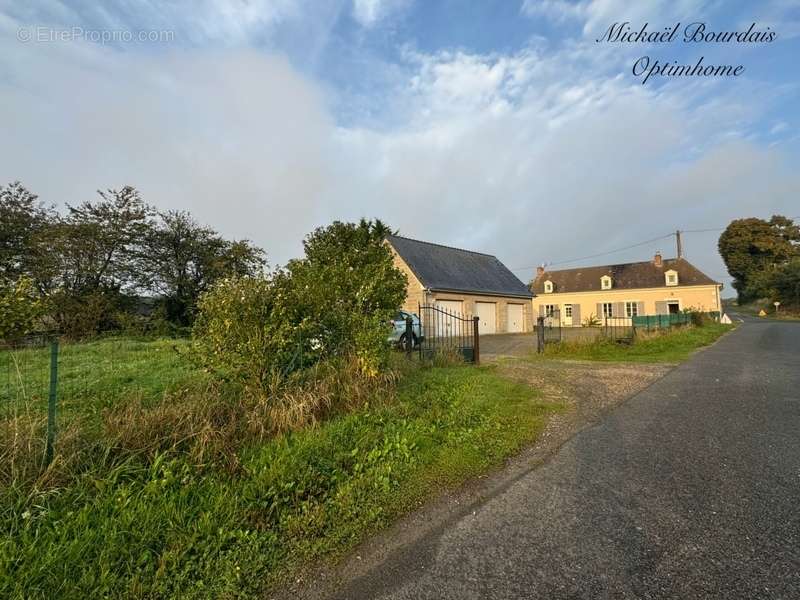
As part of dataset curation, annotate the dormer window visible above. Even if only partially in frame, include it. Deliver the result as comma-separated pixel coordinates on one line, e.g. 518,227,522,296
544,280,553,294
601,275,612,290
665,270,678,286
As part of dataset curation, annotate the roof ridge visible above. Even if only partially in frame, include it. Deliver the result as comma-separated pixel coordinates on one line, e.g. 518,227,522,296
388,234,498,259
539,257,680,275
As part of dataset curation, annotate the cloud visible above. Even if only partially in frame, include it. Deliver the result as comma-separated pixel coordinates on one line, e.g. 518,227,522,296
351,0,412,28
522,0,718,36
2,4,798,291
3,0,318,45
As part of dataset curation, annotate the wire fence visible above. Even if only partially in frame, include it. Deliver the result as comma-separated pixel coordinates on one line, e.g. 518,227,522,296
1,333,200,466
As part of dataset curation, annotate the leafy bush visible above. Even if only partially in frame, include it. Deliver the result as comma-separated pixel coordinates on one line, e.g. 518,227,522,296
0,277,45,341
769,258,800,308
191,220,407,389
192,274,300,389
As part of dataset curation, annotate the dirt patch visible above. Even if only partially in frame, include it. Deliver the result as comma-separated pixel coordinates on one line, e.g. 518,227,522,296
272,357,671,600
493,357,671,460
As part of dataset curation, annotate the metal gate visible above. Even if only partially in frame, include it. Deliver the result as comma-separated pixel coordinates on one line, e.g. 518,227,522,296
537,307,562,342
418,304,479,363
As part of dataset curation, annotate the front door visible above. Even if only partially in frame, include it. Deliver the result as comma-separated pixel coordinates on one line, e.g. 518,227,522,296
667,301,680,314
563,304,573,326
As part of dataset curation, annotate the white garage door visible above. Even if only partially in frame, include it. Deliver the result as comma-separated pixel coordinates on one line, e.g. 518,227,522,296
507,303,524,333
434,300,463,337
475,302,496,335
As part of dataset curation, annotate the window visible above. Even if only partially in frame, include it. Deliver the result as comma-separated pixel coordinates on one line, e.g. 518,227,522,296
544,280,553,293
564,304,573,318
625,302,638,318
601,275,612,290
602,302,613,318
665,270,678,286
544,304,557,317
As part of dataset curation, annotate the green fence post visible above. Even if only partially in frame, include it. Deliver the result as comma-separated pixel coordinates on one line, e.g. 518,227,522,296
45,339,58,467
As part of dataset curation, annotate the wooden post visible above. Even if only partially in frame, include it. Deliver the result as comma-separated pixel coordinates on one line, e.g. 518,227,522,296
473,316,480,365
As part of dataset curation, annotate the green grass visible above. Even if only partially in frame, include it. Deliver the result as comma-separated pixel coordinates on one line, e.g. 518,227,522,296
536,323,734,363
0,337,205,419
1,358,559,598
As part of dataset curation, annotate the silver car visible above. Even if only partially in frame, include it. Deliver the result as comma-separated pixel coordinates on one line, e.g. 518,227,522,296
388,311,423,348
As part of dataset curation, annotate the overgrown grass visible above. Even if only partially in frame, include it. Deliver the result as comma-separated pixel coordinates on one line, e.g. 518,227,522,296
1,353,558,598
536,323,734,363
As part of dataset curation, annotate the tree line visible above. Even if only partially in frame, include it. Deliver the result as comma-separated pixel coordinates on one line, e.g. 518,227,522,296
718,215,800,308
0,181,265,337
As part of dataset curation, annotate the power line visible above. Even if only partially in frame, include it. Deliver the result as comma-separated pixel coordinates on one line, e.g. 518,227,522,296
512,216,800,274
510,233,673,272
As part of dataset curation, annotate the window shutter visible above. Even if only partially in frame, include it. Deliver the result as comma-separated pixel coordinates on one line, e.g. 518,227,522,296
655,301,668,315
572,304,581,325
596,303,603,319
637,301,645,316
539,304,545,317
614,302,625,318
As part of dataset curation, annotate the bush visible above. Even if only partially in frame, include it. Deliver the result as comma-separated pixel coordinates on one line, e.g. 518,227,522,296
0,277,45,341
191,220,408,390
191,274,301,389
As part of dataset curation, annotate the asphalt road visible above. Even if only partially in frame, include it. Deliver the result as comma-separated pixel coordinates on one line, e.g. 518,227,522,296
332,319,800,599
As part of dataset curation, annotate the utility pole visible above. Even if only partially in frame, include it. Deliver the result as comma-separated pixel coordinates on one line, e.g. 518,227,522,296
676,230,683,259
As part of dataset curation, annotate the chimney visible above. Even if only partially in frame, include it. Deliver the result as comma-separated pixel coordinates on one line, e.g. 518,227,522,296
654,251,663,268
536,265,545,277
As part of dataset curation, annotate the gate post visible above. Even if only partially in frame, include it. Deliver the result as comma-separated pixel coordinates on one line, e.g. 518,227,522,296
536,316,545,353
405,316,413,356
473,316,480,365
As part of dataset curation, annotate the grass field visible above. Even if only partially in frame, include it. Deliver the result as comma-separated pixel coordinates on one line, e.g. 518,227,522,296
0,337,205,419
0,338,559,598
535,323,734,363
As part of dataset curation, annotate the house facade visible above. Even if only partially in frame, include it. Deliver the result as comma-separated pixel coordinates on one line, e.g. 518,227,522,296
386,235,534,334
530,252,722,326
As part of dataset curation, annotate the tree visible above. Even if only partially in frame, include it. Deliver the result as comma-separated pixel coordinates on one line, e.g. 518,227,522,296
40,186,155,335
286,219,407,371
140,211,265,326
718,215,800,302
0,181,55,282
192,219,408,384
770,258,800,308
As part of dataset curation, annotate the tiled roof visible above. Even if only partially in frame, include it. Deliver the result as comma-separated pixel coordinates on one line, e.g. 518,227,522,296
531,257,718,294
387,235,533,298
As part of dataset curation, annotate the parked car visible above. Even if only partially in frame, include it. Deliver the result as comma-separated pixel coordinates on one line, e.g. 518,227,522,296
387,311,423,348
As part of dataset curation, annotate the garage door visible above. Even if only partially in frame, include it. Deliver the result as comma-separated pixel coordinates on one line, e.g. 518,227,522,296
435,299,463,337
475,302,496,335
507,303,524,333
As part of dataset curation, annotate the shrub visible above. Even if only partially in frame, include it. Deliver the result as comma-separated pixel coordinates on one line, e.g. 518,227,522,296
191,219,408,390
0,277,45,341
191,273,301,389
582,313,601,327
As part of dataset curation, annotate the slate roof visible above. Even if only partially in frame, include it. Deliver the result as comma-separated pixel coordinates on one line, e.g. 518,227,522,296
530,257,718,294
387,235,533,298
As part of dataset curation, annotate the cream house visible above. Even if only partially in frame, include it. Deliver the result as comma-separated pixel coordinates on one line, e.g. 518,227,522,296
530,252,722,326
386,235,534,334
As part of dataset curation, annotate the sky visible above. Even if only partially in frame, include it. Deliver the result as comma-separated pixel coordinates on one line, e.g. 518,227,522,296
2,0,799,293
